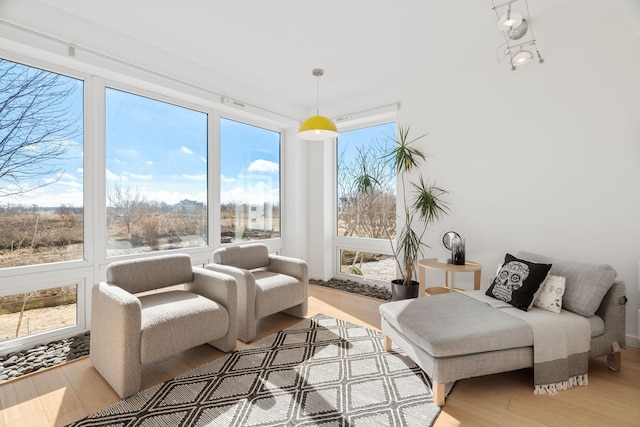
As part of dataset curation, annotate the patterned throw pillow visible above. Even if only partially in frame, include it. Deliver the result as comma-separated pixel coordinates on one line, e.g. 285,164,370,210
533,275,566,314
485,253,552,311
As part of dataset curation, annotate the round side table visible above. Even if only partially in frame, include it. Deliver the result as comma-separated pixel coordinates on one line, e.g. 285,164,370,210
417,258,482,297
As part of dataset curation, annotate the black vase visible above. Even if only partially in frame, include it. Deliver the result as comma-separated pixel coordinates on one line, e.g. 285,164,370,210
451,237,465,265
391,279,420,301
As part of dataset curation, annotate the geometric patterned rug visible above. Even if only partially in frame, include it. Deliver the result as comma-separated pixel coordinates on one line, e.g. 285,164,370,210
66,314,454,426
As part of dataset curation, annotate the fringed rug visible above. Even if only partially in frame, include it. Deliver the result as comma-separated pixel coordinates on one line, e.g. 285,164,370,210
67,314,453,426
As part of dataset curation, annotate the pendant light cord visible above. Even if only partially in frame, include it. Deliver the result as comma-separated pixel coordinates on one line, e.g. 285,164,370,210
316,75,320,116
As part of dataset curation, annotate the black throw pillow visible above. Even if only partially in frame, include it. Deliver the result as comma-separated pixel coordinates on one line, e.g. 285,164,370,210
485,253,552,311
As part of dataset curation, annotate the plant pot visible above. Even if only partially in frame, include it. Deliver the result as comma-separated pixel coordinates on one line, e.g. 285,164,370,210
391,279,420,301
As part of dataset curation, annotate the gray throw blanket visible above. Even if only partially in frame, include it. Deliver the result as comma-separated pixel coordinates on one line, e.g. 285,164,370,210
465,291,591,395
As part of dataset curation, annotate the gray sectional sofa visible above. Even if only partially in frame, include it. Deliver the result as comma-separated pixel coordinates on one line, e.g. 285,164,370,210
379,251,627,406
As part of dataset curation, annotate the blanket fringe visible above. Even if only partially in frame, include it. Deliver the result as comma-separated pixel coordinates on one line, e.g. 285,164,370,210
534,374,589,395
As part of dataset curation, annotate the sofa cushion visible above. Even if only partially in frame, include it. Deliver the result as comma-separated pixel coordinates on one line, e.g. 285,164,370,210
533,275,566,314
379,293,533,358
517,251,617,317
486,253,552,311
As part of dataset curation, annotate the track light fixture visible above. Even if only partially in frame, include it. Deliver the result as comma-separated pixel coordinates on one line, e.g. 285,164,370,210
492,0,544,71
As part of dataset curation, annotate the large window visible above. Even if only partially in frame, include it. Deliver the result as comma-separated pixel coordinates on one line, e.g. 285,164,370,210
0,59,84,268
0,53,287,353
336,122,396,282
219,118,281,243
105,88,208,256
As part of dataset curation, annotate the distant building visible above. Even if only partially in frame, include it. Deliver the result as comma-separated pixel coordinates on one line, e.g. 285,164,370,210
175,199,204,213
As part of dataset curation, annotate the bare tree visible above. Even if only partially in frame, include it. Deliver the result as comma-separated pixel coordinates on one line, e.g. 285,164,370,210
0,59,81,198
337,137,396,239
108,183,146,239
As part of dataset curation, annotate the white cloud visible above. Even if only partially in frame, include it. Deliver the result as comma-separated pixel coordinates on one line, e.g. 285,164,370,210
77,168,84,174
126,172,152,180
145,160,154,166
220,174,236,183
59,172,80,181
106,169,126,182
220,186,279,205
181,174,206,181
248,159,278,173
181,146,193,155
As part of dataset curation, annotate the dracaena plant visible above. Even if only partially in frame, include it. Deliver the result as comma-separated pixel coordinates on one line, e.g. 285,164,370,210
358,125,449,286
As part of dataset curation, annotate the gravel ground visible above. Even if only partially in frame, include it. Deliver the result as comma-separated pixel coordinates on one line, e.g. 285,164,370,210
0,331,90,382
310,278,392,301
0,278,389,383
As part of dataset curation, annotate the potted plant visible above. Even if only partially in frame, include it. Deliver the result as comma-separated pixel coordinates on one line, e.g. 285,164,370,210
357,125,449,300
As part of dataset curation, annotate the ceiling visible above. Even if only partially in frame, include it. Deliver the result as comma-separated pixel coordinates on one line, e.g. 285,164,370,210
0,0,580,111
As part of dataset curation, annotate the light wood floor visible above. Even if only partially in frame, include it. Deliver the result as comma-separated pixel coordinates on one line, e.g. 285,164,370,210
1,285,639,427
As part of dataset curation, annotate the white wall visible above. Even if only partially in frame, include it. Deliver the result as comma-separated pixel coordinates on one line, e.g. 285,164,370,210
396,1,640,346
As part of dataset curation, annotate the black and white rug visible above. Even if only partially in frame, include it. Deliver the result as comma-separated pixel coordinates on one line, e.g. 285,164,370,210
67,315,453,426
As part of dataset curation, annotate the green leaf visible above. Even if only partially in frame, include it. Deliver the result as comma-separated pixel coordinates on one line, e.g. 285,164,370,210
411,176,450,225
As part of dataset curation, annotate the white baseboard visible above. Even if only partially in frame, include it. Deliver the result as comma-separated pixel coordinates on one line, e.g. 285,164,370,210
626,333,640,349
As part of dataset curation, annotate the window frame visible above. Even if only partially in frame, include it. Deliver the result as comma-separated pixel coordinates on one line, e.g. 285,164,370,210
0,54,91,277
218,112,284,254
102,83,212,262
333,115,398,287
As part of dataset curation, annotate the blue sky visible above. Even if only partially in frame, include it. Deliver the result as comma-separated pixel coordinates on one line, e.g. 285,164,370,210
1,59,394,210
338,122,396,161
220,118,280,206
1,69,280,208
0,70,84,208
106,91,281,207
105,88,209,206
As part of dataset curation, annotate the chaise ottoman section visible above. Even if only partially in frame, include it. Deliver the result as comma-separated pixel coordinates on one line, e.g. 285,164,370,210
380,293,533,357
380,293,535,406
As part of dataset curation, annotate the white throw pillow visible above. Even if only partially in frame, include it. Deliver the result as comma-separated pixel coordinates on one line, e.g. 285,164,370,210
533,275,566,314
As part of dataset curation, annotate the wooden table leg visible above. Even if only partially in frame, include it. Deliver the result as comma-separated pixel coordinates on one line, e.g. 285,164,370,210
419,264,426,297
473,270,481,290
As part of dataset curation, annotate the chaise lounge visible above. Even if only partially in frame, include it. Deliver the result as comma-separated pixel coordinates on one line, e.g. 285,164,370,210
380,251,627,406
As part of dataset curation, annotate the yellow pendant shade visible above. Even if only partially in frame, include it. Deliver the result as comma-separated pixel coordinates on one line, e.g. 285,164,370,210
297,114,338,141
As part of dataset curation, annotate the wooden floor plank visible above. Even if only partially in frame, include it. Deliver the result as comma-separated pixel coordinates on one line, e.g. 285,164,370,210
0,284,638,427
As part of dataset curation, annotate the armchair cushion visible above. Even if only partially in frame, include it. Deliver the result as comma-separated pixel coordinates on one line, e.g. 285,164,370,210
139,290,229,363
106,254,194,294
213,244,269,271
254,271,306,319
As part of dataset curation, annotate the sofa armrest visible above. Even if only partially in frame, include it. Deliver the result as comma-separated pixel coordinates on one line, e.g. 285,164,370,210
591,280,626,362
268,254,308,282
205,263,256,299
188,267,238,351
90,282,142,398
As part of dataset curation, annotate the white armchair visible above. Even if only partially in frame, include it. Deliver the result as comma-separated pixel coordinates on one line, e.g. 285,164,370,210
206,243,308,343
90,253,237,398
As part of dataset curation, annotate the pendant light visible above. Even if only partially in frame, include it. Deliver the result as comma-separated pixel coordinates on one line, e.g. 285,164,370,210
297,68,338,141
